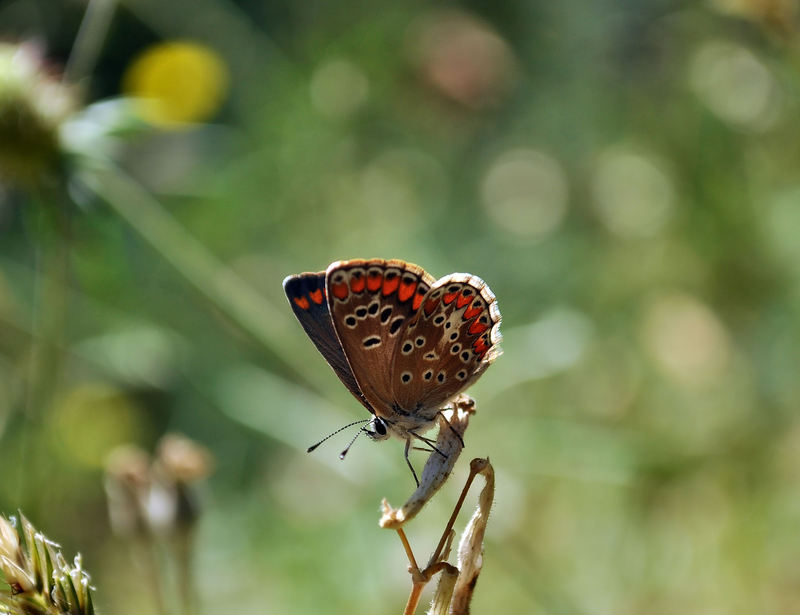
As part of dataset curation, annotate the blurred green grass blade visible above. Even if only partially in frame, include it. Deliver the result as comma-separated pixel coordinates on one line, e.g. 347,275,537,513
78,163,328,392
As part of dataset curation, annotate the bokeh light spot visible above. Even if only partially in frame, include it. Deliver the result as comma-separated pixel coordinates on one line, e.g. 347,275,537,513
123,41,229,127
52,383,145,468
689,40,780,131
310,58,369,118
407,9,517,109
482,148,568,240
641,293,732,389
591,147,675,238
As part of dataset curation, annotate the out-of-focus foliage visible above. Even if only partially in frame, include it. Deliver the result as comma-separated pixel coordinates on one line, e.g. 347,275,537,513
1,0,800,613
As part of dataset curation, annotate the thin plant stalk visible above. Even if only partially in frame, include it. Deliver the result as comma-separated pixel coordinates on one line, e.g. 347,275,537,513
63,0,117,85
18,188,71,510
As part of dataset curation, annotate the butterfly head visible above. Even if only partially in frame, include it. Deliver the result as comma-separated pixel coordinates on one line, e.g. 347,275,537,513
363,416,391,441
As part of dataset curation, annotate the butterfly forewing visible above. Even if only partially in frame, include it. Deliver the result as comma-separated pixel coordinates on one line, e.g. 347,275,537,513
325,259,435,417
389,273,502,414
283,272,372,412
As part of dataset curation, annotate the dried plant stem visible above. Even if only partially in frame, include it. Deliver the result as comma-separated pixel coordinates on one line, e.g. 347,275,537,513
398,529,424,615
428,463,481,568
130,537,169,615
397,458,490,615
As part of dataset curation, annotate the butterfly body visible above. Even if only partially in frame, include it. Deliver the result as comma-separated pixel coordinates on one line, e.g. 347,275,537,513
284,259,501,480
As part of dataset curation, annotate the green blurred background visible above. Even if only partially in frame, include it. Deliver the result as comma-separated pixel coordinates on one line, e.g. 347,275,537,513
2,0,800,613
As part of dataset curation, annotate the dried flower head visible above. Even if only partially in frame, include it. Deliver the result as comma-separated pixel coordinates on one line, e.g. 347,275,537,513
0,43,76,188
156,433,214,483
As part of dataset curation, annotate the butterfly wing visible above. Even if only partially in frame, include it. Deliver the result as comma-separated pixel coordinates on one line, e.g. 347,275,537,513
283,271,372,412
325,259,435,417
390,273,502,415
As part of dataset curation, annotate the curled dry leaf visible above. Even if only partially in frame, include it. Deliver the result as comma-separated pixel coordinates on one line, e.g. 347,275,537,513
380,395,475,529
450,458,494,614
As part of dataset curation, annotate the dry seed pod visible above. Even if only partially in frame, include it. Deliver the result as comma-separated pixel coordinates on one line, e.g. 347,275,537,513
380,395,475,529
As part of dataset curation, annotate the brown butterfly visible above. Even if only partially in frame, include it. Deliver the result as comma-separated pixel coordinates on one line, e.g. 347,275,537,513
283,259,501,484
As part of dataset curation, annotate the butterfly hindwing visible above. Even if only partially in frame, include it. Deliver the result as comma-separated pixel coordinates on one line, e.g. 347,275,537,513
389,273,502,415
283,272,372,412
325,259,435,417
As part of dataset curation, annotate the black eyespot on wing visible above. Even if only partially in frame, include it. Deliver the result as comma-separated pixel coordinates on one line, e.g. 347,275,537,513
415,336,425,347
363,336,381,348
449,332,458,341
402,342,413,353
368,302,379,315
355,307,367,318
380,306,393,323
389,317,405,335
434,315,445,325
401,372,412,383
451,344,461,354
345,315,357,327
437,371,445,382
424,370,433,380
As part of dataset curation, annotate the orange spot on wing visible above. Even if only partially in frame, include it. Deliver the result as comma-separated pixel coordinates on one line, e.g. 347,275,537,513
382,275,400,296
293,296,310,310
367,271,383,291
456,293,473,309
412,291,425,311
473,337,488,354
332,282,349,300
309,289,324,304
424,298,439,315
398,280,417,302
469,321,489,335
443,292,458,305
464,305,483,320
350,275,366,293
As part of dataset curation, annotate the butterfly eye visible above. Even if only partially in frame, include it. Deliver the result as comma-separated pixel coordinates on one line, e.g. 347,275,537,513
374,418,387,436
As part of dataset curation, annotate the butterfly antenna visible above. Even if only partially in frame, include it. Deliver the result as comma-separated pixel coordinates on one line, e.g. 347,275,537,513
339,427,365,460
307,419,370,453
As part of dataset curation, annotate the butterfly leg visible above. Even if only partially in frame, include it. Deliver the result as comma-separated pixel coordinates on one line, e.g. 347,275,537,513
404,438,420,488
408,431,447,458
438,410,465,449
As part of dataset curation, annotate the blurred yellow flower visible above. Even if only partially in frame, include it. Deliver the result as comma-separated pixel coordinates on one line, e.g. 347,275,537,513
123,41,229,127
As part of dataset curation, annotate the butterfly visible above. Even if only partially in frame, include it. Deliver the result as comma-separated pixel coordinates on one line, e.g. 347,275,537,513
283,259,501,485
